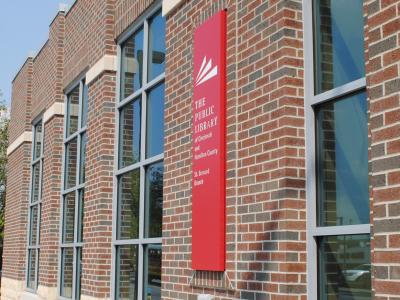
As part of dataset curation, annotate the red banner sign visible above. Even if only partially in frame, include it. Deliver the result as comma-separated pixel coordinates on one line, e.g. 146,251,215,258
192,10,226,271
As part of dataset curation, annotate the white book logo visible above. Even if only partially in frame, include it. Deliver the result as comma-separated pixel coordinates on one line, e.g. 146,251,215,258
195,56,218,87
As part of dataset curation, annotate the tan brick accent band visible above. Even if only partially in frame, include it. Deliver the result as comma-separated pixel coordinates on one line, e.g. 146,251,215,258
6,131,32,156
0,277,24,300
7,102,65,156
43,102,64,124
162,0,184,16
86,55,117,85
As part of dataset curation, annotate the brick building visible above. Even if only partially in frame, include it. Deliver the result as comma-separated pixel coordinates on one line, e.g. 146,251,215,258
2,0,400,299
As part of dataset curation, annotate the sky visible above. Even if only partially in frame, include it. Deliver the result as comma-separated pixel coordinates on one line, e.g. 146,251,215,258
0,0,75,106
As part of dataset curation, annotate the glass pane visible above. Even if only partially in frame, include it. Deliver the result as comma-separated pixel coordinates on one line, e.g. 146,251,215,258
29,205,39,246
144,244,162,300
27,249,37,290
119,99,141,168
146,83,164,158
81,83,88,127
314,0,365,94
33,122,43,160
63,192,75,243
76,247,82,300
116,245,138,300
316,92,368,226
65,138,78,189
148,10,166,81
67,86,80,136
79,132,87,184
117,169,140,240
31,163,41,203
77,190,84,243
121,28,144,99
145,162,163,238
61,247,74,298
318,234,371,300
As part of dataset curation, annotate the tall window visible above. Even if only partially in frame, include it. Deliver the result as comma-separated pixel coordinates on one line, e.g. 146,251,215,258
60,79,88,299
305,0,370,299
114,4,165,300
27,119,44,291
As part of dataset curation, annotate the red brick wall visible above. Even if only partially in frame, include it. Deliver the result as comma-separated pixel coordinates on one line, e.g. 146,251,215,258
63,0,116,87
2,58,33,281
2,144,32,281
163,0,306,299
366,0,400,298
39,116,64,287
9,58,32,144
31,12,65,120
115,0,153,38
81,71,116,298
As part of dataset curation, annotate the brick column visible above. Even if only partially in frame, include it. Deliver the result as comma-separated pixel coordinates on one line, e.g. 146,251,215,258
366,0,400,298
164,0,306,299
1,58,33,299
81,72,116,299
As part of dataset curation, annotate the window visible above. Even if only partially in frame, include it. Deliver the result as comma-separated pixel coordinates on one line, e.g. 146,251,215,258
27,119,44,291
114,4,165,300
304,0,370,299
60,79,88,299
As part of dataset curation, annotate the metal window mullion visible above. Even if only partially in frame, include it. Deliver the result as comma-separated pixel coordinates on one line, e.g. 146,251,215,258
312,224,371,237
143,17,149,90
310,77,366,106
31,157,41,166
138,92,147,300
137,46,148,297
71,246,77,300
62,184,84,196
36,202,42,247
115,154,163,177
111,43,122,300
60,243,76,248
115,161,143,177
35,248,40,290
118,88,143,109
303,1,318,299
143,153,163,166
145,72,165,91
137,243,144,300
65,131,79,144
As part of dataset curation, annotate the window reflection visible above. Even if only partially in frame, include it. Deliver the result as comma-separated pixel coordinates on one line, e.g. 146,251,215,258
27,250,37,290
118,169,140,240
313,0,365,93
144,245,161,300
116,245,138,300
65,138,78,189
29,206,38,245
119,99,141,168
61,248,74,298
121,28,144,99
31,163,41,203
146,84,164,158
318,234,371,299
148,10,166,81
67,86,80,136
316,92,369,226
63,192,75,243
145,162,163,238
33,122,42,160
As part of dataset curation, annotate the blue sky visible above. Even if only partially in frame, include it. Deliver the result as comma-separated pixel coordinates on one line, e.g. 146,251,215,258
0,1,75,105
